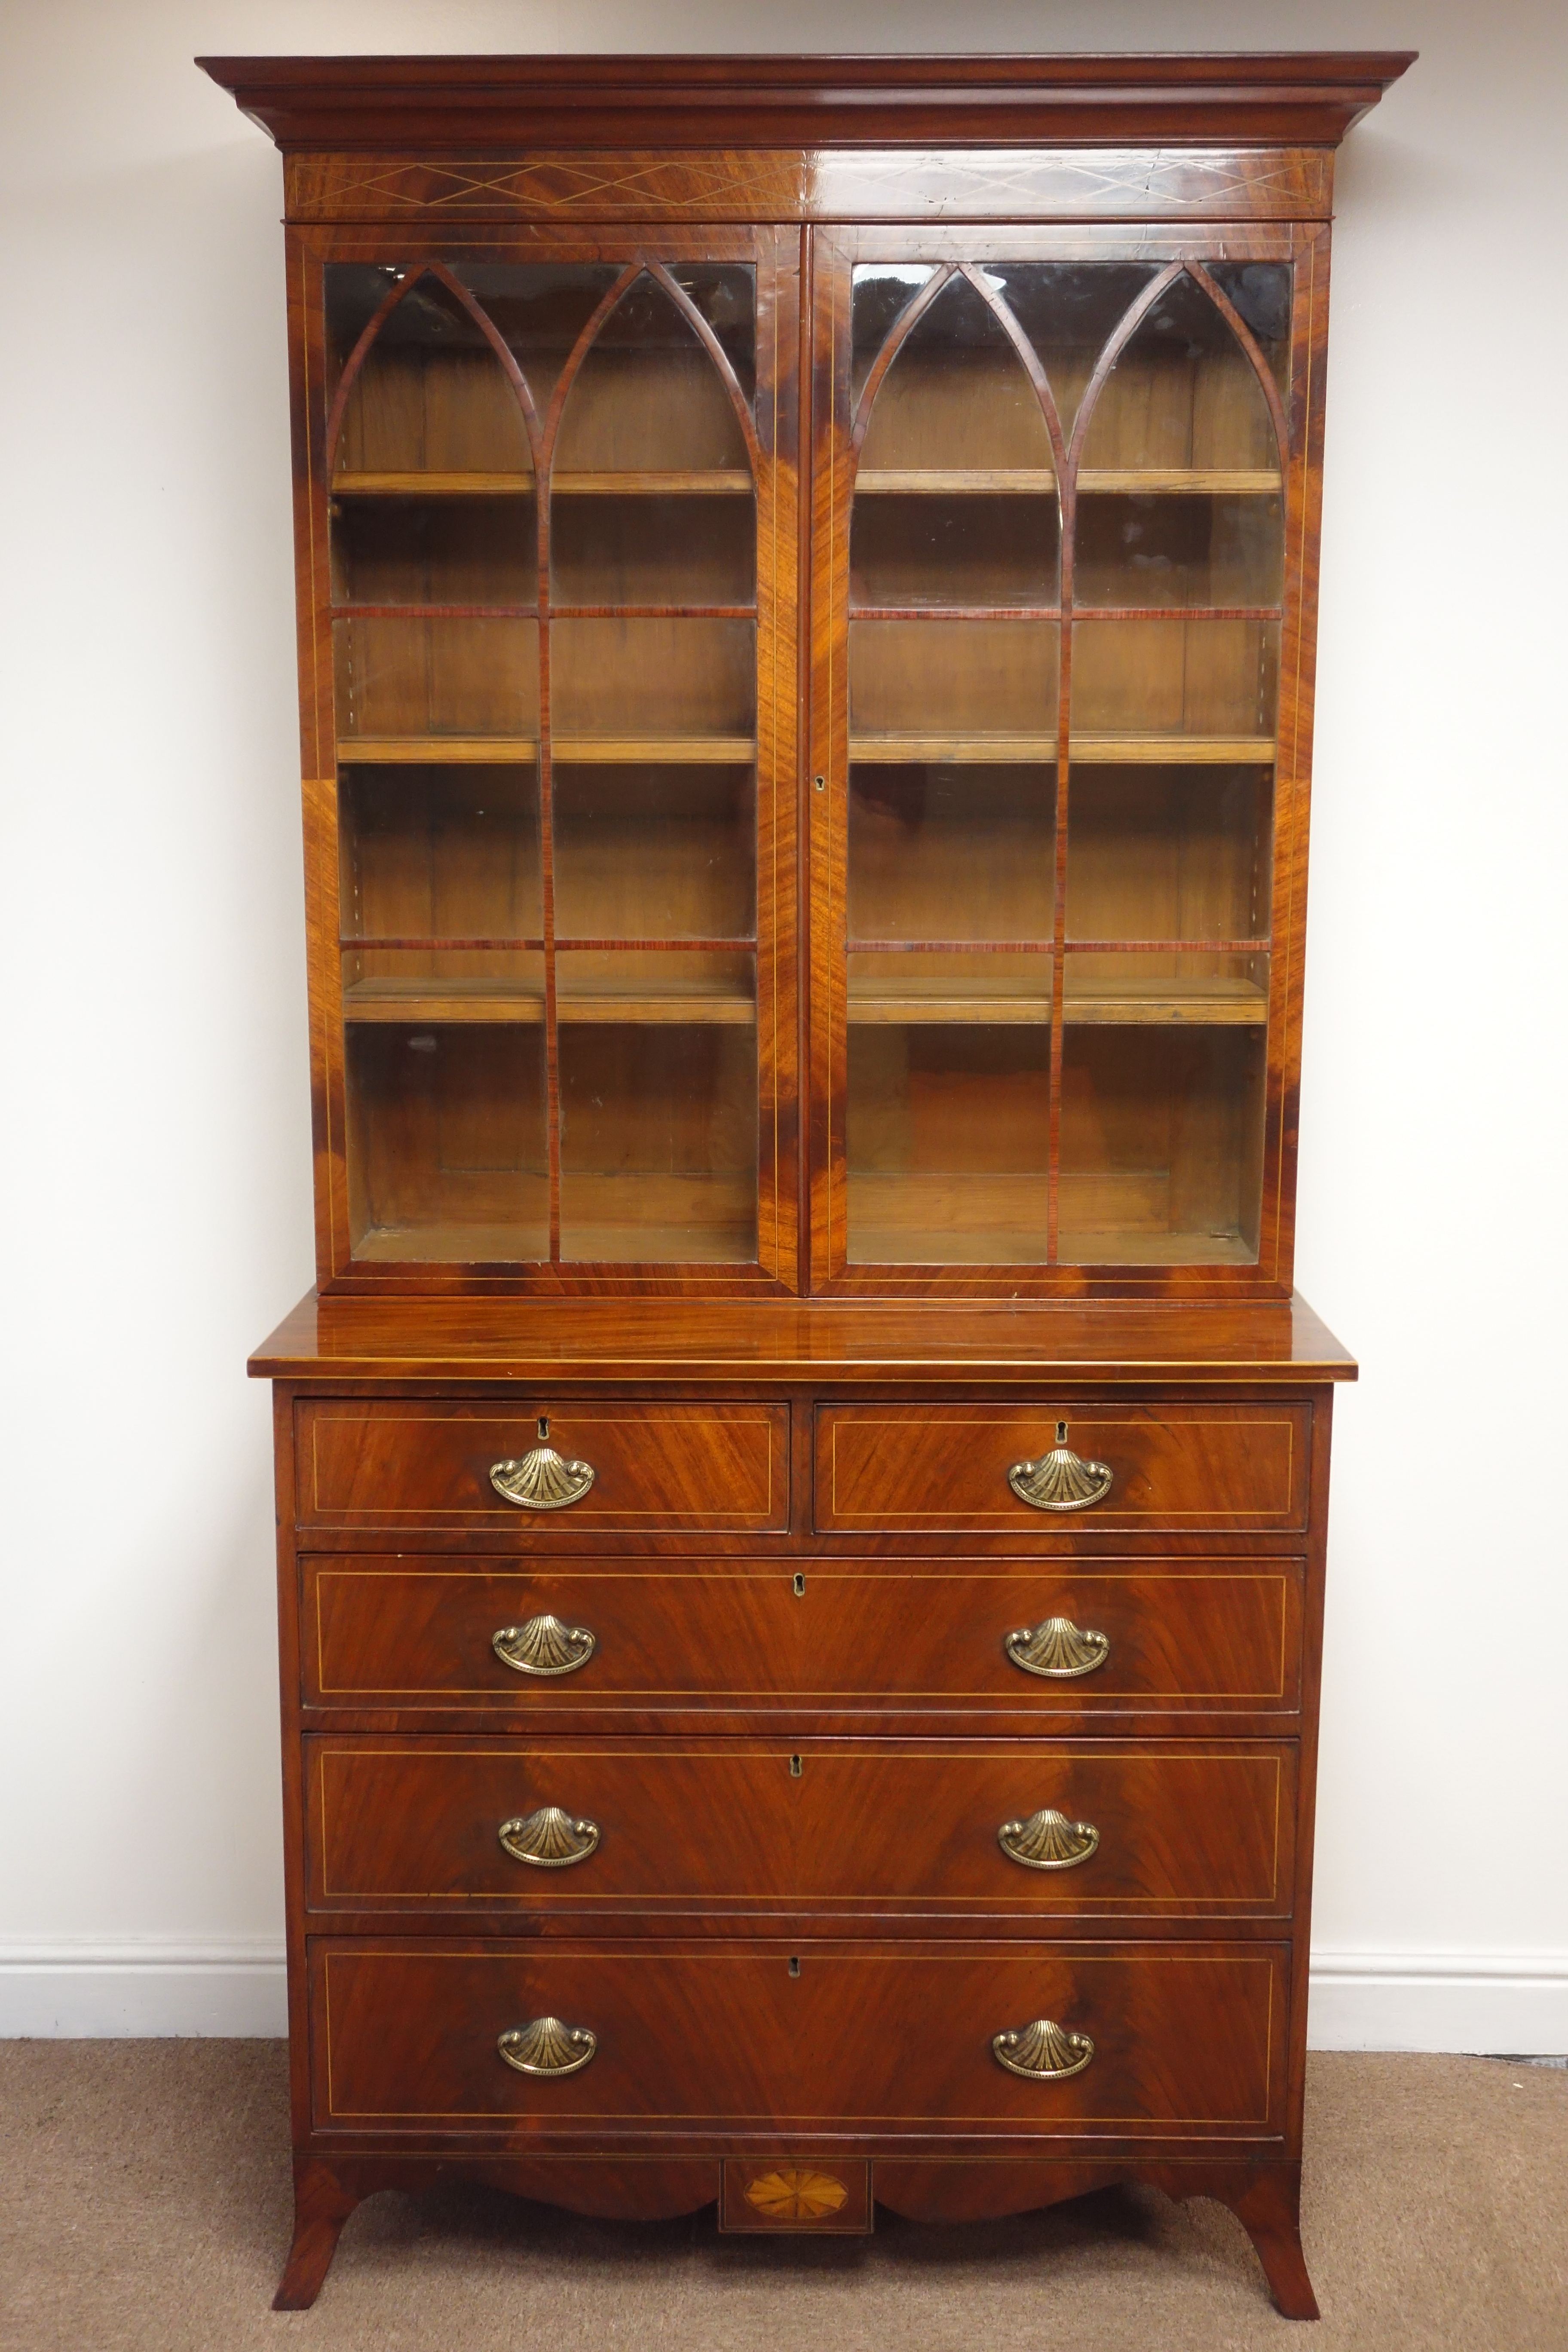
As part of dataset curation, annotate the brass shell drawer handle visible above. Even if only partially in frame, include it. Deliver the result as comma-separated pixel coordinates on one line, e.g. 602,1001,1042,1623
998,1807,1100,1871
992,2019,1095,2081
497,2017,597,2078
492,1614,598,1677
490,1418,595,1510
1004,1617,1110,1679
499,1806,601,1868
1008,1421,1113,1512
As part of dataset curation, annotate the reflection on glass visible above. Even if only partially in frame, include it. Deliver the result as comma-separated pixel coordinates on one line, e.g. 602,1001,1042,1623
555,766,754,941
857,271,1055,478
848,1026,1050,1263
849,765,1055,942
1066,767,1272,942
1074,493,1282,609
1208,262,1292,394
346,1022,548,1262
851,494,1057,610
1058,1024,1265,1265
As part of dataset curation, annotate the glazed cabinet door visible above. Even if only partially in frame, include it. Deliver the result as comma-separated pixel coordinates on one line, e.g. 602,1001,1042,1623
809,227,1321,1295
295,226,800,1289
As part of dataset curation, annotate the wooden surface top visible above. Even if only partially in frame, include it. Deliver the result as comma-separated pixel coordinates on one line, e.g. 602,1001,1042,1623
197,51,1415,153
249,1289,1355,1384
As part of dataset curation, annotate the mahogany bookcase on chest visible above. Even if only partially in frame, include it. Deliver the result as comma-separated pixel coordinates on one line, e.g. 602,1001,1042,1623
207,51,1411,2317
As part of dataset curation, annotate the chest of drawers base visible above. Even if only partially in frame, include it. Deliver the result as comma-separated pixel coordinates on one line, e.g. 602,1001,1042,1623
257,1322,1346,2321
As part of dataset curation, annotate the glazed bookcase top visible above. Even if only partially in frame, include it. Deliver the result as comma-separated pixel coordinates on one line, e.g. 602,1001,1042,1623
202,53,1407,1302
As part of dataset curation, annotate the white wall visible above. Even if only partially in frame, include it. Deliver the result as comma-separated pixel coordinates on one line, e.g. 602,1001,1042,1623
2,0,1564,2050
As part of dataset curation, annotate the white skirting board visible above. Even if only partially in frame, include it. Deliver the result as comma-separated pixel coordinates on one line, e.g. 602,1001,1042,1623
0,1942,1565,2049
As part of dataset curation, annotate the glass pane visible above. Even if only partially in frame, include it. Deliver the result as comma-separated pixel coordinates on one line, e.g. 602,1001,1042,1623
1074,493,1282,610
850,618,1057,756
1071,619,1277,754
552,494,753,607
346,1023,548,1262
1078,270,1281,479
848,1026,1050,1263
981,263,1163,439
1208,262,1292,394
1058,1025,1266,1265
329,493,534,607
857,270,1054,478
333,616,538,746
555,765,754,942
851,493,1057,611
1066,767,1271,943
559,959,757,1264
339,765,541,943
327,270,532,481
451,263,620,419
849,765,1055,943
552,618,754,755
553,270,753,478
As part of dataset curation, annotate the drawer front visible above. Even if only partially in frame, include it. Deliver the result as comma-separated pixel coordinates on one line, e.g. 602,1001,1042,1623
296,1402,789,1533
303,1559,1302,1712
305,1739,1296,1915
310,1939,1288,2139
815,1404,1311,1534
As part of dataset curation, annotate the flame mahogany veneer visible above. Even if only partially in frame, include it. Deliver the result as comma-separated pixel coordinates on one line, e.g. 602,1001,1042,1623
209,46,1409,2322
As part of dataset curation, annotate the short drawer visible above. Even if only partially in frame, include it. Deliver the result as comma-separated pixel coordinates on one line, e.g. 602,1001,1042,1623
309,1938,1288,2140
815,1403,1311,1534
295,1400,789,1533
304,1738,1296,1916
302,1558,1302,1713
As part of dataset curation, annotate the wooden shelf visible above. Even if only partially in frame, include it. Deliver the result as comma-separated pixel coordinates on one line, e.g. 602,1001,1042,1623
855,468,1279,496
845,1172,1255,1266
333,472,534,496
847,976,1267,1026
344,977,753,1026
337,736,755,766
849,732,1275,765
331,469,750,497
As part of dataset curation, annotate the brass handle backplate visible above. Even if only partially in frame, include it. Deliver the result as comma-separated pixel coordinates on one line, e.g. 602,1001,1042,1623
499,1806,601,1868
497,2016,597,2077
1008,1421,1113,1512
1004,1617,1111,1679
997,1807,1100,1871
491,1417,595,1510
992,2019,1095,2080
492,1614,598,1677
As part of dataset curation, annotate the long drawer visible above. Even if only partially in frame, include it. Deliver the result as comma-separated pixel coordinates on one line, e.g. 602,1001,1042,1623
309,1939,1289,2140
304,1738,1296,1915
815,1403,1311,1535
295,1400,790,1533
302,1558,1303,1714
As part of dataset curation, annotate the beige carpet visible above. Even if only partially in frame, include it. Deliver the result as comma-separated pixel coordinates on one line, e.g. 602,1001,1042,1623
1,2044,1564,2350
